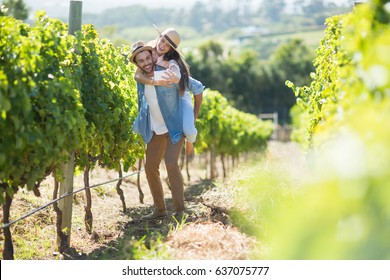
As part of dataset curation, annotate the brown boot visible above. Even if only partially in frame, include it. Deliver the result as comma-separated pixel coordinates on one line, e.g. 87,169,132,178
141,209,167,221
172,210,187,222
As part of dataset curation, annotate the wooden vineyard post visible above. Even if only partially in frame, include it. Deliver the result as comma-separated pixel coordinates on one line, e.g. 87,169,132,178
57,152,75,248
68,1,83,35
57,0,82,249
210,144,217,179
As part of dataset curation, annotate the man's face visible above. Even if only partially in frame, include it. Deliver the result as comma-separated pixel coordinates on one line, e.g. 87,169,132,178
135,50,154,74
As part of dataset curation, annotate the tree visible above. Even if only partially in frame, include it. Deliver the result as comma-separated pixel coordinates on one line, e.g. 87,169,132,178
187,40,229,96
270,38,315,87
187,39,315,123
292,0,306,15
260,0,286,22
187,1,208,32
267,39,315,122
302,0,327,25
0,0,28,20
198,40,224,59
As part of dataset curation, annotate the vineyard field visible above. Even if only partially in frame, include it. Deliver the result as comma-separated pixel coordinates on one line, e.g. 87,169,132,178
0,145,289,260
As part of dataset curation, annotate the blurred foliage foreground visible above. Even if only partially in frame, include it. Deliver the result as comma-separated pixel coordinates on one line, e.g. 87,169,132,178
234,0,390,259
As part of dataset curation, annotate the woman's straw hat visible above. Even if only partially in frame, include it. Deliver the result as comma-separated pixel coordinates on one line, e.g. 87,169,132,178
153,24,188,64
153,24,181,50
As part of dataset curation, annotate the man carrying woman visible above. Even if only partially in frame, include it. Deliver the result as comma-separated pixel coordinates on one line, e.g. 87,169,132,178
129,28,204,221
134,26,203,162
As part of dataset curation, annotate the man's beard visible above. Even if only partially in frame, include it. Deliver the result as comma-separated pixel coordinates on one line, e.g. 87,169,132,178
142,63,154,75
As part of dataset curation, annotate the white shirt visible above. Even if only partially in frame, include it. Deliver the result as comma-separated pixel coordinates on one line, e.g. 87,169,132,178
144,60,190,135
166,60,192,104
144,84,168,135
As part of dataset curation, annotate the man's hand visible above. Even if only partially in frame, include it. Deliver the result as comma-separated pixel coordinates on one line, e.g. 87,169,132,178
154,78,171,86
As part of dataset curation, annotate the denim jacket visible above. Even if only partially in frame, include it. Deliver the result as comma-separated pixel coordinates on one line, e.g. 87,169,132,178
133,65,204,144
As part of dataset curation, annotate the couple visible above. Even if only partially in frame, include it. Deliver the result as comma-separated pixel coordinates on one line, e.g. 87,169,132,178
129,26,204,221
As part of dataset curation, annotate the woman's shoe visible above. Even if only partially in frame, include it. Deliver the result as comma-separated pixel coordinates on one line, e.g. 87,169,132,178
187,150,195,162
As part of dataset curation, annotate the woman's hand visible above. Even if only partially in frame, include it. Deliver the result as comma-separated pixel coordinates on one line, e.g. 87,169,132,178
154,69,179,86
163,69,180,83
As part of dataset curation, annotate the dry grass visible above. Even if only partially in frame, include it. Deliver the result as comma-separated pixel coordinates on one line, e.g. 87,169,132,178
166,221,256,259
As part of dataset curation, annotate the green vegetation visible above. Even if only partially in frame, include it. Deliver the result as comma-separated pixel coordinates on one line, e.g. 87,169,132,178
80,1,348,40
1,11,272,259
75,24,143,172
195,89,273,178
0,13,86,197
0,0,28,20
87,2,342,123
4,0,387,261
197,89,273,155
17,1,341,124
232,0,390,259
186,39,315,123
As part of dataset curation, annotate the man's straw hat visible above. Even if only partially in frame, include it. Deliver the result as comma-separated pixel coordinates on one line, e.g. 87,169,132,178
129,41,153,64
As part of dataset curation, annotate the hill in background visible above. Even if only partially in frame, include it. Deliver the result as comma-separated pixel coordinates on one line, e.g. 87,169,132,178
23,0,352,54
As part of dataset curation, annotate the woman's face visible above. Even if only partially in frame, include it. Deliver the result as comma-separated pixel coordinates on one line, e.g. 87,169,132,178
156,36,172,56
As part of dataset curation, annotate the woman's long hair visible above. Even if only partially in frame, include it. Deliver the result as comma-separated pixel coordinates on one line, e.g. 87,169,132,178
163,49,190,96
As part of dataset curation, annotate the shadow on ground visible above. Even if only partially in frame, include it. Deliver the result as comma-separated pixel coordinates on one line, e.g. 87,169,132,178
61,179,218,260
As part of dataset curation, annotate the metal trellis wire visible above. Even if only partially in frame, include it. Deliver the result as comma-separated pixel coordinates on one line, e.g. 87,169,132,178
0,169,144,230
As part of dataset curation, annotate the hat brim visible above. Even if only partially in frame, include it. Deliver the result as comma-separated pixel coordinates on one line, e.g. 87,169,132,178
129,45,153,64
146,39,157,48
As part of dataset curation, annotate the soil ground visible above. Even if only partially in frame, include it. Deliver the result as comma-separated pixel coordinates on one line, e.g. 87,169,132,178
0,141,302,260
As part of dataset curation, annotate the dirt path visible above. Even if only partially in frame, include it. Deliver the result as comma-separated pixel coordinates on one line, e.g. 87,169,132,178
1,141,303,260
